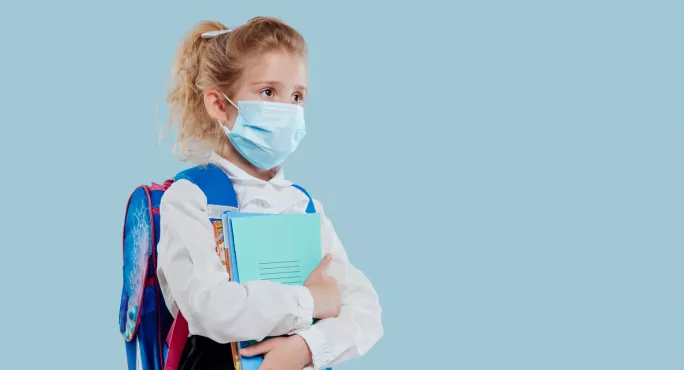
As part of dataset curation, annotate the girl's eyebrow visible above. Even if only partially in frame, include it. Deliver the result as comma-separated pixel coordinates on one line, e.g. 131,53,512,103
252,80,283,87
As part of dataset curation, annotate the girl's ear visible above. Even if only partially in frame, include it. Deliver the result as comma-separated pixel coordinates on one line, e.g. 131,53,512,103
204,88,233,124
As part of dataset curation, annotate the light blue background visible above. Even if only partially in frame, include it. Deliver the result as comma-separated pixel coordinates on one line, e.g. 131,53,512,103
1,1,682,369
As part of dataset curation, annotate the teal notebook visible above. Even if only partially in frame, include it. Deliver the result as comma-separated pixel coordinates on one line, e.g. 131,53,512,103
221,211,323,370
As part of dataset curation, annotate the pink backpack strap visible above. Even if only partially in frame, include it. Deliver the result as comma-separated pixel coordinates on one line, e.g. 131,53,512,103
164,313,190,370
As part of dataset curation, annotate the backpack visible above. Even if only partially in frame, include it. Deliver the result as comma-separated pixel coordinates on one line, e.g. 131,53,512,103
119,163,317,370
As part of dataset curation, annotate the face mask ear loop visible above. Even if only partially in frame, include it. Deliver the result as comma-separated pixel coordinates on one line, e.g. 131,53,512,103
217,119,229,132
217,92,239,133
221,92,239,110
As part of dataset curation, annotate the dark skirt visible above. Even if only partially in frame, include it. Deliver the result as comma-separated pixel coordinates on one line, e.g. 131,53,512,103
179,335,236,370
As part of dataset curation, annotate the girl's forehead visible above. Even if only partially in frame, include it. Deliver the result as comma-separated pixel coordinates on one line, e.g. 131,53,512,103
242,51,308,87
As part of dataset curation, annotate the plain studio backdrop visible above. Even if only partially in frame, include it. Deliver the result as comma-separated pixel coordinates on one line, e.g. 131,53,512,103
0,1,682,369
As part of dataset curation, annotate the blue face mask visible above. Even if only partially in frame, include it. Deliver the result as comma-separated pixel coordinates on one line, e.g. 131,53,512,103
220,93,306,170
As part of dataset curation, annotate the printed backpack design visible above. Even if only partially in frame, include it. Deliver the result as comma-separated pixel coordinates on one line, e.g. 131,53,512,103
119,179,175,370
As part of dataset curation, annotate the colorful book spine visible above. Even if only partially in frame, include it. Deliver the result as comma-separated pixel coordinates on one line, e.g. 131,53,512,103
213,219,242,370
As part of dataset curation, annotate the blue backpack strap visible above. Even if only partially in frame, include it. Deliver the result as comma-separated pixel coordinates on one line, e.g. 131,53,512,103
174,163,239,218
176,164,312,216
291,184,316,214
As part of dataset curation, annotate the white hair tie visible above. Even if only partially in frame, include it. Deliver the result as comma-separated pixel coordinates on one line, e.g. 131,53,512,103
201,29,232,38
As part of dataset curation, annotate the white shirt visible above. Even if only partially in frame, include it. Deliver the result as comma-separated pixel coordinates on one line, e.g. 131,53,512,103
157,153,383,369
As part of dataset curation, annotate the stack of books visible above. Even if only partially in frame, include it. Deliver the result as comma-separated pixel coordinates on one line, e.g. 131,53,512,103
213,212,323,370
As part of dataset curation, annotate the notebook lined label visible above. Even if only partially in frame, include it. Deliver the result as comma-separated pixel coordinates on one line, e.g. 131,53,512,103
258,261,303,285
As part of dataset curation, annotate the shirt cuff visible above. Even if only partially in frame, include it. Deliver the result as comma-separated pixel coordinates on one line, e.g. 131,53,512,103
290,285,315,331
296,325,333,370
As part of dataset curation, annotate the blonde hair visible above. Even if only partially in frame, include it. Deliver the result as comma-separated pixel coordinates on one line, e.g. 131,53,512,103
164,17,308,162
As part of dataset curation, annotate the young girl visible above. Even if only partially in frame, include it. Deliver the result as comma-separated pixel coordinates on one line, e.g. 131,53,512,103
157,17,383,370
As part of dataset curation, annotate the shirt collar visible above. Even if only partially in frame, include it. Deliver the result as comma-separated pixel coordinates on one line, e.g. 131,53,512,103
208,152,292,187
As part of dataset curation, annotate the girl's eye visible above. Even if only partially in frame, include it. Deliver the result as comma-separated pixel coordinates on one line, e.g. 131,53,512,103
292,93,303,103
260,89,274,97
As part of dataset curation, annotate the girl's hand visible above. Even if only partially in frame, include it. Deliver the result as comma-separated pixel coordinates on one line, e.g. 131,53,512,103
304,253,342,319
240,335,312,370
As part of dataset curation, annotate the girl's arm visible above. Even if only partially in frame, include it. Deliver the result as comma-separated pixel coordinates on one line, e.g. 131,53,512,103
295,200,384,369
157,179,315,343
